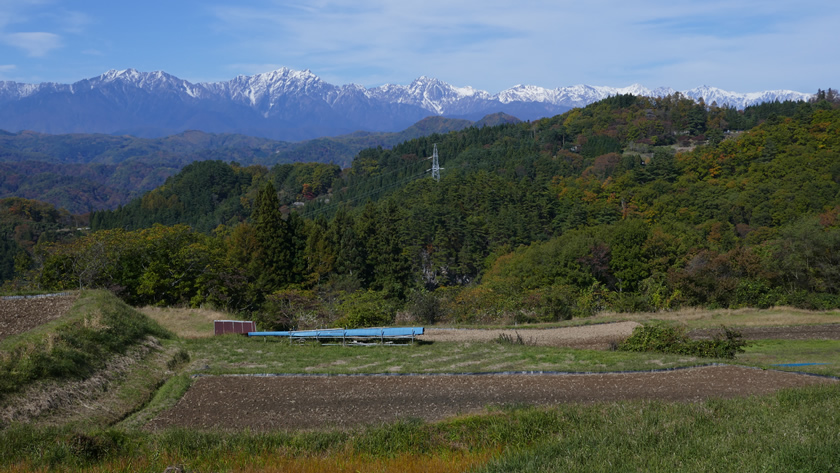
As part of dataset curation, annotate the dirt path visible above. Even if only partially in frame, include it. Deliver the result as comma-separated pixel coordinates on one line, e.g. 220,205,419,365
420,322,840,349
147,366,836,431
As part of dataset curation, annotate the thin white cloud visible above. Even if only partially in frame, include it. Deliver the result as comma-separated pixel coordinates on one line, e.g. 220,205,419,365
0,1,86,60
3,31,62,56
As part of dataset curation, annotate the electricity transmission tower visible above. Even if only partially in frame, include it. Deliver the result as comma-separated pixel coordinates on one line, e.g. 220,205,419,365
427,144,443,182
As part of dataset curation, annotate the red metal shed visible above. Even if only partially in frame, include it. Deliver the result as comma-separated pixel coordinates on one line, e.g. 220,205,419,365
214,320,257,335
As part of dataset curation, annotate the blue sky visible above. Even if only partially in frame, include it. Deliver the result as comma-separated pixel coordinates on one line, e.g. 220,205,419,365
1,0,837,93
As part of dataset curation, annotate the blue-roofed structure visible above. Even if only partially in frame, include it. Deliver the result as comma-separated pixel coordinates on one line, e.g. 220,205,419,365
248,327,424,345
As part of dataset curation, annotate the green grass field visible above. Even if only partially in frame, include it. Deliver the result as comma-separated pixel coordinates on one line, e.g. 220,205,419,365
3,385,839,472
1,294,838,472
740,339,840,377
182,335,716,375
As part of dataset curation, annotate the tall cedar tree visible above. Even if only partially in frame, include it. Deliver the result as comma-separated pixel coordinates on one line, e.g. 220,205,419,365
253,182,294,292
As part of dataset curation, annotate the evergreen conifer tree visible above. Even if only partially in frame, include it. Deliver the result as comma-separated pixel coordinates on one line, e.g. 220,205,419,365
253,182,291,292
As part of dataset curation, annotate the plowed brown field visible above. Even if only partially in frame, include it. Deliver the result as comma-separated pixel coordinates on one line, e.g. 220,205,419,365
0,293,78,341
146,322,840,431
147,366,837,431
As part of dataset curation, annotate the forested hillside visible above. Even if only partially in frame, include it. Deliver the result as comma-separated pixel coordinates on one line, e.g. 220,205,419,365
0,130,291,213
0,198,86,285
90,160,342,233
0,115,515,214
9,93,840,328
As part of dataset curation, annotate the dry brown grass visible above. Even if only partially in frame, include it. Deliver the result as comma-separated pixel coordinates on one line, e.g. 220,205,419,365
139,305,840,339
0,451,495,473
592,306,840,328
0,336,177,429
233,451,494,473
137,306,231,339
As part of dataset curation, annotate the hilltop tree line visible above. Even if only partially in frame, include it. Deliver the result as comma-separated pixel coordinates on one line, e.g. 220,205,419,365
5,92,840,328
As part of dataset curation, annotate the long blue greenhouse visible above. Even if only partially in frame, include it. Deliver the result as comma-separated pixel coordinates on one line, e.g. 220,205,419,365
247,327,424,345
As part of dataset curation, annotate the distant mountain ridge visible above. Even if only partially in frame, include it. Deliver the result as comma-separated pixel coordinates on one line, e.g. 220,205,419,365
0,68,812,140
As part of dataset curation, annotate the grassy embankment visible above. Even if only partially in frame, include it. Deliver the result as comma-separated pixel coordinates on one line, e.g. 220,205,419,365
0,291,180,429
1,300,838,472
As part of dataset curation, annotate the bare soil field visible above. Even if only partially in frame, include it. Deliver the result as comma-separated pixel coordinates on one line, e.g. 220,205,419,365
0,293,78,341
147,366,837,431
420,322,840,348
420,322,641,349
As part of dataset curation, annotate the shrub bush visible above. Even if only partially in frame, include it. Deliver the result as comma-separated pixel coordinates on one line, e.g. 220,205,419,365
537,285,575,321
448,287,513,323
618,322,747,359
257,289,330,330
407,290,447,324
333,290,396,328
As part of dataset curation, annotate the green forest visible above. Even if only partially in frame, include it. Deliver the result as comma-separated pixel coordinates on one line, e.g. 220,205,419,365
3,92,839,329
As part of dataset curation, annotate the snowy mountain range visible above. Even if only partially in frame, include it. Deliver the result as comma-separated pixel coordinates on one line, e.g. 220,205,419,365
0,68,813,141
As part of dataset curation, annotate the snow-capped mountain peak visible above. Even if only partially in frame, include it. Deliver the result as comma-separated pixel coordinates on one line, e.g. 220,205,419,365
363,76,490,114
23,66,809,114
206,67,335,107
0,66,815,141
82,69,204,97
618,83,652,96
92,68,172,85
